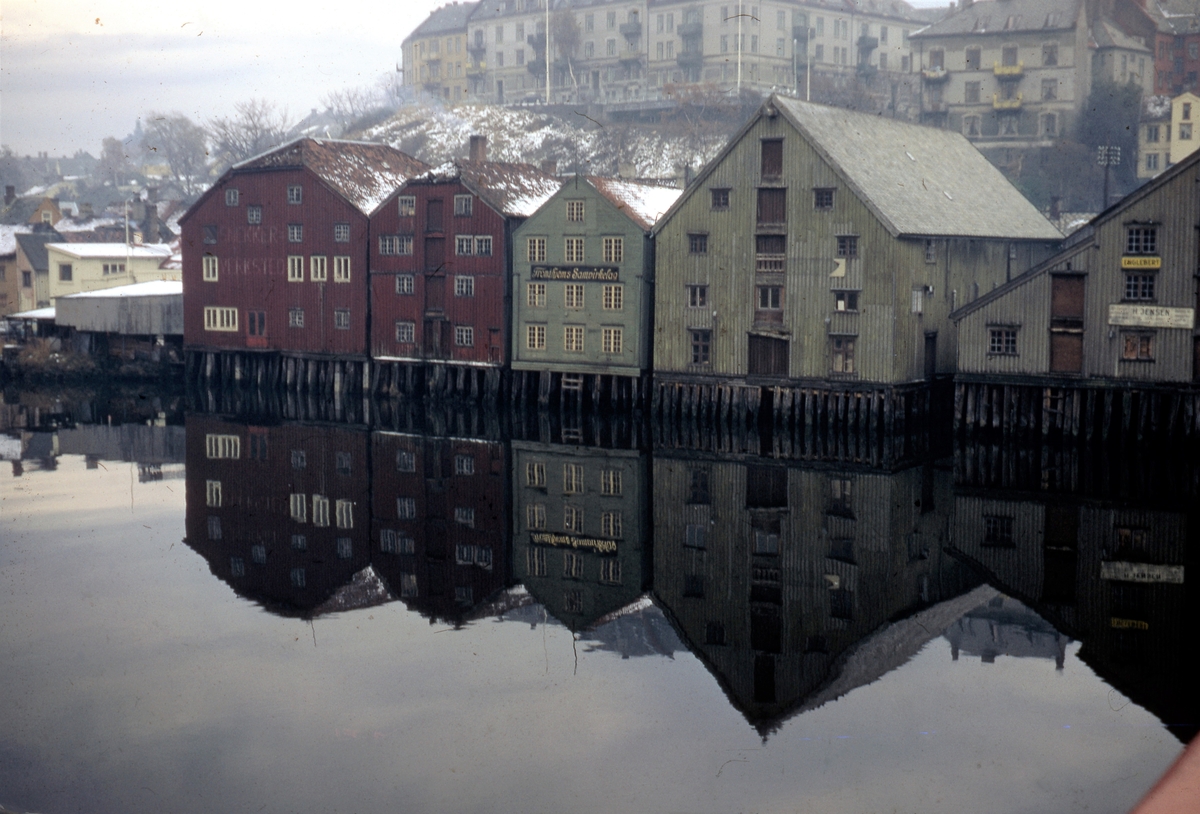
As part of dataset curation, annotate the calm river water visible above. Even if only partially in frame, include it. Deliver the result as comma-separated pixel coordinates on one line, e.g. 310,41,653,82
0,385,1194,814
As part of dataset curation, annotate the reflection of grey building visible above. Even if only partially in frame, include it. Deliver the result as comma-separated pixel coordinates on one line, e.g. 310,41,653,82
512,441,650,629
653,454,978,734
944,595,1070,668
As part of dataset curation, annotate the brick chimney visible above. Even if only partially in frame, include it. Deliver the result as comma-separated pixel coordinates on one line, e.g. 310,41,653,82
540,159,558,175
469,135,488,162
4,186,13,206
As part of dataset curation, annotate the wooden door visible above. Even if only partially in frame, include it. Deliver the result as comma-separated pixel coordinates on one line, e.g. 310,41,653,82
426,199,444,233
425,274,445,311
1050,275,1085,319
424,318,443,356
425,237,445,273
1050,332,1083,373
1050,275,1085,373
748,334,788,376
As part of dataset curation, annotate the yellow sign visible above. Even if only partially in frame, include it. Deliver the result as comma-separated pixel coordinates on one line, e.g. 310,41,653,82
1121,256,1161,269
1108,304,1195,329
1110,617,1150,631
530,532,618,554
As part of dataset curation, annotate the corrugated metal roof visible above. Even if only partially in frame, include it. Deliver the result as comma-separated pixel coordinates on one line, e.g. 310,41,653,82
59,281,182,299
415,160,561,218
1092,19,1151,52
910,0,1081,36
407,1,479,40
46,243,173,260
588,177,682,231
235,138,429,214
774,97,1063,240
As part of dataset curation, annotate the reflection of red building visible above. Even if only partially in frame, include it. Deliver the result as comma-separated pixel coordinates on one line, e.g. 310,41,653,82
370,431,510,624
185,416,376,616
368,137,558,390
181,139,427,358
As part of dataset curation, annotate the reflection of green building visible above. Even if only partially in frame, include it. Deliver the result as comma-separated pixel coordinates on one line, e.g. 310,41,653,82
512,441,650,629
653,455,976,733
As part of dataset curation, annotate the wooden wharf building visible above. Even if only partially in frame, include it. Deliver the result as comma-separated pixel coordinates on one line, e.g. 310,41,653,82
369,136,559,402
952,146,1200,440
650,95,1062,436
181,138,428,398
510,176,680,410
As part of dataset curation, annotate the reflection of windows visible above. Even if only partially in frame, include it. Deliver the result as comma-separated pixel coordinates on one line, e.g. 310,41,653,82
291,534,307,551
336,538,353,559
599,559,622,584
563,551,584,578
527,547,548,576
290,568,306,587
230,557,244,577
206,480,222,507
829,588,854,620
527,503,546,529
829,477,853,515
396,496,417,519
689,468,711,504
208,516,222,540
683,575,705,597
563,589,583,613
685,524,707,549
396,450,416,472
706,622,725,645
312,495,330,527
983,514,1014,547
600,469,622,495
400,573,418,598
335,500,354,529
290,493,307,522
563,463,584,493
601,511,623,538
454,454,475,475
454,507,475,527
527,461,546,486
564,505,584,533
335,451,352,475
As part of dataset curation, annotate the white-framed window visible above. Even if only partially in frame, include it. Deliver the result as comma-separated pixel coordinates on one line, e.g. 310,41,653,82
474,235,492,256
287,255,304,281
600,469,622,496
564,283,585,309
396,273,415,294
203,307,238,332
602,236,623,263
454,275,475,296
527,503,547,529
528,237,546,262
289,307,304,328
225,188,239,206
456,235,474,255
599,559,622,584
290,493,308,522
564,325,584,352
454,194,473,216
398,196,416,216
602,284,623,310
565,237,585,263
206,480,222,507
601,511,622,538
527,547,547,576
380,235,414,255
310,255,327,281
247,205,262,224
397,496,417,519
566,200,585,221
287,185,302,204
202,255,218,281
395,321,416,342
455,325,474,346
526,461,546,486
527,282,546,307
312,495,330,526
526,324,546,349
205,434,240,458
334,222,350,242
563,462,584,493
602,327,623,354
335,499,354,529
988,327,1018,355
687,285,708,307
454,454,475,475
334,309,350,330
333,256,351,282
288,224,303,243
564,506,584,533
454,506,475,527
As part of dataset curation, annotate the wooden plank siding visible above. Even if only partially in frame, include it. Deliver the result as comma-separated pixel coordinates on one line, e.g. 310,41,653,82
653,105,1058,388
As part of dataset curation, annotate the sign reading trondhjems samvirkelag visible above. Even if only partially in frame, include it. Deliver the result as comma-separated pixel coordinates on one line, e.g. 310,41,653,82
531,265,620,282
1107,304,1195,329
529,531,618,554
1120,256,1162,269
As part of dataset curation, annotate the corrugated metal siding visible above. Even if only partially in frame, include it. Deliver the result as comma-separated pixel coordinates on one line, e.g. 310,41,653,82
57,293,183,336
183,169,373,356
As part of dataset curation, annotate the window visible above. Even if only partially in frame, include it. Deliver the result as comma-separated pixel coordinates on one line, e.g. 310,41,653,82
599,559,622,585
333,256,351,282
246,205,262,224
203,307,238,332
454,275,475,296
563,462,584,494
291,449,306,469
564,506,584,534
310,255,327,281
526,503,547,530
287,185,302,204
527,283,546,307
397,497,417,519
564,283,585,309
57,263,72,282
1147,153,1160,171
687,285,708,307
924,239,939,264
564,325,584,352
834,290,858,312
292,534,307,551
396,274,415,294
398,196,416,216
454,454,475,475
222,188,240,207
691,329,712,364
454,507,475,527
205,480,222,507
1043,113,1058,136
757,188,786,224
334,308,350,329
602,284,623,310
1146,124,1161,143
685,524,707,549
689,468,710,504
380,235,413,255
711,188,730,209
336,500,354,529
1124,273,1156,301
1043,43,1058,66
689,233,708,254
288,224,303,243
836,235,858,257
455,325,474,346
989,327,1018,355
201,255,219,282
282,255,301,282
526,461,546,487
757,285,782,309
528,237,546,262
101,263,125,275
289,307,305,328
602,237,623,263
312,495,330,527
475,236,492,256
813,188,835,210
602,327,623,354
333,222,349,242
454,194,473,216
831,336,855,373
761,139,783,177
1042,79,1057,100
601,511,623,538
1182,123,1193,141
600,469,622,496
389,321,413,344
964,81,981,104
566,200,585,221
456,235,474,256
526,324,546,349
565,237,585,263
1126,227,1157,255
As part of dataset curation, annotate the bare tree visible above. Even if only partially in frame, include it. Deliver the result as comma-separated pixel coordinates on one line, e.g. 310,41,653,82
321,86,383,126
98,136,132,187
376,70,405,110
551,9,582,96
208,99,293,172
143,113,209,198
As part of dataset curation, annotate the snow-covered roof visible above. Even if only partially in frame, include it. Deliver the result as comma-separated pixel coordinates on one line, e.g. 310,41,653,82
59,281,182,299
8,307,56,320
410,160,561,218
45,242,174,260
0,224,30,256
589,177,682,230
910,0,1081,37
54,217,123,233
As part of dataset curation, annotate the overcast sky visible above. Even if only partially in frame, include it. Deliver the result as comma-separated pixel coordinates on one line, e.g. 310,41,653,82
2,0,949,158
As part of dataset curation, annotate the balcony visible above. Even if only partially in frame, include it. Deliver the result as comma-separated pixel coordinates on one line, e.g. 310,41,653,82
856,63,878,80
677,50,704,68
619,48,643,63
619,21,641,38
993,92,1023,109
923,100,948,113
467,41,486,57
527,33,546,50
466,61,487,77
922,67,949,82
679,21,703,38
425,54,443,64
756,254,786,273
857,35,879,52
994,61,1024,77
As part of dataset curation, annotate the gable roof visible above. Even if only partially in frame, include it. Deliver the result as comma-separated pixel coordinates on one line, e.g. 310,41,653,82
910,0,1082,37
232,138,430,215
406,160,561,218
661,96,1060,241
587,177,683,231
406,1,479,41
15,230,65,271
46,243,174,261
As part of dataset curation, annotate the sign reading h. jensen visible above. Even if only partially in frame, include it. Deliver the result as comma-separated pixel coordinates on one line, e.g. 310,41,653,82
1121,256,1162,269
1108,304,1195,329
530,531,618,554
1100,561,1185,584
531,265,620,282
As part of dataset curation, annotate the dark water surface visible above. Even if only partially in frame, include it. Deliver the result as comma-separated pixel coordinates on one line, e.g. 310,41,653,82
0,385,1194,814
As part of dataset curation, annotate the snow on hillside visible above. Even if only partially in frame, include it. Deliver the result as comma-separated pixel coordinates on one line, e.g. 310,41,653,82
360,103,735,181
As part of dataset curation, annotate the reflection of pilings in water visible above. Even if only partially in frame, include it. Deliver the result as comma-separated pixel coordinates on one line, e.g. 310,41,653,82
953,380,1200,443
507,369,650,413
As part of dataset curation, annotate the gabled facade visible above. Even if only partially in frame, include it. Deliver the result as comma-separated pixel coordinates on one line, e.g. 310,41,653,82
511,176,680,393
14,229,64,310
180,138,428,359
44,243,175,303
1137,94,1172,179
1166,90,1200,164
652,95,1061,393
368,140,559,380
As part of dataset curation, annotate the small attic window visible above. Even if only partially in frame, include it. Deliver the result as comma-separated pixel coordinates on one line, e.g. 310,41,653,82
287,185,302,205
225,189,239,206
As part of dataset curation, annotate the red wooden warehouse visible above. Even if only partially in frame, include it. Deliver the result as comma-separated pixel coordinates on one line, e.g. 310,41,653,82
369,136,559,400
181,138,428,386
